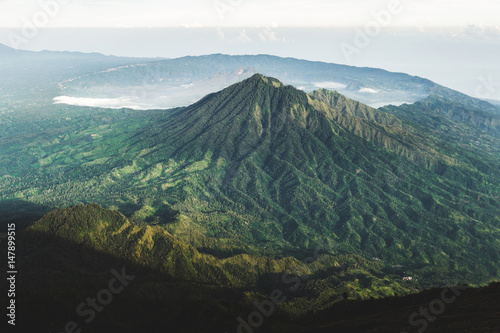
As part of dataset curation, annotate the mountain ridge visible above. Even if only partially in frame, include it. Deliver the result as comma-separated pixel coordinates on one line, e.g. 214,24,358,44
58,53,435,107
8,203,499,332
3,42,498,113
105,74,499,284
2,74,499,286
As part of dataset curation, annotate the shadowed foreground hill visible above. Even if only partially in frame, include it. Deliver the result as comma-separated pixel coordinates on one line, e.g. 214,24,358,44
290,282,500,333
3,204,499,333
6,204,413,332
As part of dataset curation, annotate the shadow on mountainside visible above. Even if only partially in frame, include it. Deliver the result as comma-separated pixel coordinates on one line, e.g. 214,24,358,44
2,223,498,333
0,199,50,230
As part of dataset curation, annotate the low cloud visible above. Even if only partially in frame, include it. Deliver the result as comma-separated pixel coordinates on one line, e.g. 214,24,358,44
258,27,285,43
217,27,225,41
314,82,347,89
359,88,379,94
53,96,148,110
460,24,500,41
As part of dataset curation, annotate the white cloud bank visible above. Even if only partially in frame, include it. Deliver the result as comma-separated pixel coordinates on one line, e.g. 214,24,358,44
359,88,379,94
314,82,347,90
53,96,149,110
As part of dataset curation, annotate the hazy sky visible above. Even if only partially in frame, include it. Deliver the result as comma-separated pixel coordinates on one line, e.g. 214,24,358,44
1,1,499,100
1,0,500,28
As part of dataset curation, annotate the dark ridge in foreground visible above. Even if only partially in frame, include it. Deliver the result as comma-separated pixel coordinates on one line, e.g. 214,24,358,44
3,204,499,333
290,282,500,333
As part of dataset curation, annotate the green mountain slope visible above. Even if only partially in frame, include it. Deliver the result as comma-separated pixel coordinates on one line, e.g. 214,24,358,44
1,75,499,286
309,89,404,127
118,75,499,283
384,94,500,135
381,91,500,190
307,89,450,166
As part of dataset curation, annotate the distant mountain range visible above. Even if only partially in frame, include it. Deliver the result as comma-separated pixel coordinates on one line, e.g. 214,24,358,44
0,43,154,101
57,52,495,110
1,43,498,112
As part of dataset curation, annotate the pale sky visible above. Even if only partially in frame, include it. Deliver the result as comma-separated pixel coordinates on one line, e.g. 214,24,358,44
1,1,499,100
1,0,500,28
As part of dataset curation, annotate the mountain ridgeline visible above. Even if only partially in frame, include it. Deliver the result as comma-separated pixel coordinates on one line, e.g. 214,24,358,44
1,74,499,287
98,74,499,283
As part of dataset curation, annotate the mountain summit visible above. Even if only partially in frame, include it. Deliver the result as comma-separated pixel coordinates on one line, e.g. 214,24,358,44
90,74,498,284
146,74,335,163
3,74,499,285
